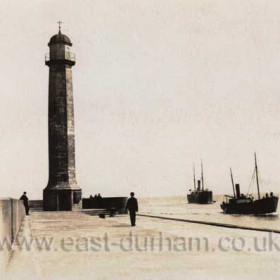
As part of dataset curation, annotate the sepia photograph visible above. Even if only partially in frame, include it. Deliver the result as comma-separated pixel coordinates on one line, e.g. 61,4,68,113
1,1,280,279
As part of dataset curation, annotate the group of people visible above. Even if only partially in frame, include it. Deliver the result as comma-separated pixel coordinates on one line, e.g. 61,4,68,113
19,191,139,227
89,193,102,200
89,193,103,207
264,192,274,198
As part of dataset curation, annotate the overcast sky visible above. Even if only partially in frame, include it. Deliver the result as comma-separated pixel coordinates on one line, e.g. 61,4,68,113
1,0,280,199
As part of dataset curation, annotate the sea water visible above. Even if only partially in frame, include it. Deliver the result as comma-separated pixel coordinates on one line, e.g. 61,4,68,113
139,195,280,231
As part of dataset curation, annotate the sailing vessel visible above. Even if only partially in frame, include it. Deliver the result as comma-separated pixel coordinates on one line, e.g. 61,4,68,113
187,161,213,204
221,154,279,214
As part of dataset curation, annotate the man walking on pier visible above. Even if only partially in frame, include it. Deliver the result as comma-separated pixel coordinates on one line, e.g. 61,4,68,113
126,192,138,226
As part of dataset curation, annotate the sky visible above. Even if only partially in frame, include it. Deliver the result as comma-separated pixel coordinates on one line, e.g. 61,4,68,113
1,0,280,199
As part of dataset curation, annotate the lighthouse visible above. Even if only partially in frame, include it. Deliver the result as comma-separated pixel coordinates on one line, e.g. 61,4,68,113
43,23,82,211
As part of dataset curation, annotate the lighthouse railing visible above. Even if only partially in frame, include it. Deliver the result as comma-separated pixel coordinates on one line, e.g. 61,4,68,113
65,52,76,62
45,52,76,63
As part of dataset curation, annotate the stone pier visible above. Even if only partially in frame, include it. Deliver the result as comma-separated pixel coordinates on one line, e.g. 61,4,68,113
6,210,280,280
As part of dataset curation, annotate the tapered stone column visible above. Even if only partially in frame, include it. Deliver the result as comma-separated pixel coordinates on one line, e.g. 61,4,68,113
43,27,82,211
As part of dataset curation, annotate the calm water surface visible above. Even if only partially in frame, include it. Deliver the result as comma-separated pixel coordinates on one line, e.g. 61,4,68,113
139,195,280,231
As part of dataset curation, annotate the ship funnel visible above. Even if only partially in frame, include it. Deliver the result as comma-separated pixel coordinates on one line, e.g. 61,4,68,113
197,180,201,191
235,184,240,198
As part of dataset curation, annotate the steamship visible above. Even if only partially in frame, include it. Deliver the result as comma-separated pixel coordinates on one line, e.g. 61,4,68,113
221,154,279,214
187,161,213,204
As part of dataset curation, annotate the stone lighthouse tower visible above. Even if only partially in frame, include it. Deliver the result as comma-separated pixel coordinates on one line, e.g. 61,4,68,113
43,24,82,211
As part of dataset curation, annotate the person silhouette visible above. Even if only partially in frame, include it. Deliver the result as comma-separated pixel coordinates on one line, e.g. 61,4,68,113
20,192,29,215
96,193,103,208
126,192,138,226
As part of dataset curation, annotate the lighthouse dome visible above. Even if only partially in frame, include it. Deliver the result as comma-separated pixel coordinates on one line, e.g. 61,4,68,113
48,32,72,46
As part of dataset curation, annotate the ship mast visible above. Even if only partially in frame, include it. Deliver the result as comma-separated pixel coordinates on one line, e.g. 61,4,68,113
201,159,204,191
230,167,236,197
255,153,261,200
193,163,196,190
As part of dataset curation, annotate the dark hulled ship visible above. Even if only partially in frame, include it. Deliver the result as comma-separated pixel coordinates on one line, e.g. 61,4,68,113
221,154,278,214
187,161,213,204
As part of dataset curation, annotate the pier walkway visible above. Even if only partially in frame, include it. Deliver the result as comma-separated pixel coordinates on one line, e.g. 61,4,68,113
6,210,280,280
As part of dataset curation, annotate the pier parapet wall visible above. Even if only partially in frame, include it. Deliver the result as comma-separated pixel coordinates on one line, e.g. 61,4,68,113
0,198,25,275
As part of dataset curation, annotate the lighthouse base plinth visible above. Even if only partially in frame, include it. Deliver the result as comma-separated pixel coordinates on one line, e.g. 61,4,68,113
43,188,82,211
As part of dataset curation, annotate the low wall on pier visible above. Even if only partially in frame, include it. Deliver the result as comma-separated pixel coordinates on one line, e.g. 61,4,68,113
82,197,128,214
29,200,43,210
29,198,129,214
0,198,26,275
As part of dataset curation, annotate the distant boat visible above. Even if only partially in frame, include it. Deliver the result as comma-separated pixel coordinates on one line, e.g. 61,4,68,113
187,161,213,204
221,153,279,214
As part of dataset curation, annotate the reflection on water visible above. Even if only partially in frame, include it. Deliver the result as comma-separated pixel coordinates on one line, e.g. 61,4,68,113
139,195,280,231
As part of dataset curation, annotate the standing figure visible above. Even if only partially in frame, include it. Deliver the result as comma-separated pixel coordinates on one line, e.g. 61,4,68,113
97,193,103,208
126,192,138,226
20,192,29,215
